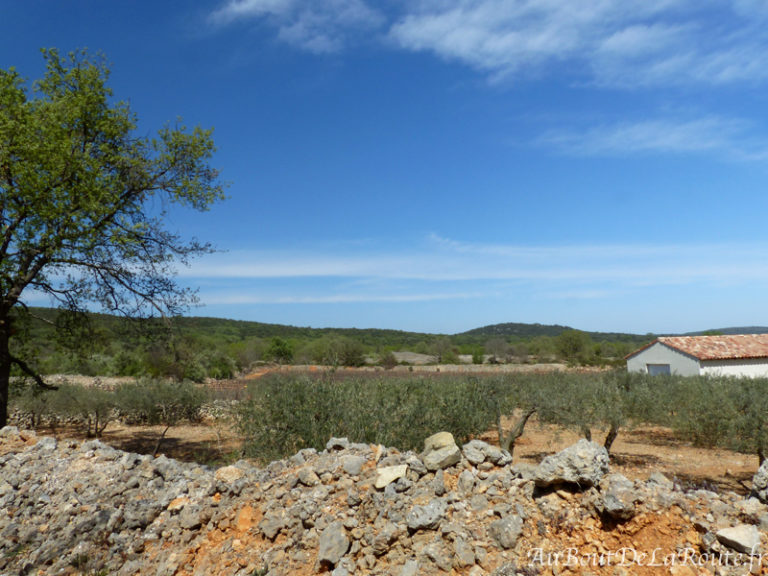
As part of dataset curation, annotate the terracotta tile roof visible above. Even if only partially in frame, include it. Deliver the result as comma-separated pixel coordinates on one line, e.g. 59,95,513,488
656,334,768,360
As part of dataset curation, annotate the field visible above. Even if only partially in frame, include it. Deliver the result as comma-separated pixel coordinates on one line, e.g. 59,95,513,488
21,366,761,496
80,417,759,494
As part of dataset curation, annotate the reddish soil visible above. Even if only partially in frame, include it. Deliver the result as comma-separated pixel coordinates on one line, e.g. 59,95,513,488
31,415,758,497
26,367,761,493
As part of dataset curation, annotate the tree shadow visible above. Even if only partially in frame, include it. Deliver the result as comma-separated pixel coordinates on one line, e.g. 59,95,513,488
101,429,240,467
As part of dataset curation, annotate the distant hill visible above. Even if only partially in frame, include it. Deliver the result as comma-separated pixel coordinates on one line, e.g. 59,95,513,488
682,327,768,336
460,322,572,338
17,308,659,349
459,322,651,345
16,307,435,347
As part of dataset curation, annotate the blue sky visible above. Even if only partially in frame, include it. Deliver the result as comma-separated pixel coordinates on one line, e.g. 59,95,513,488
3,1,768,335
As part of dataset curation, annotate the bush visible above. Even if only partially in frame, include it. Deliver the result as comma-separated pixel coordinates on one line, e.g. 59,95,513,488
266,337,293,364
379,350,398,370
56,383,117,437
235,374,500,463
9,381,58,429
9,380,116,437
116,378,207,454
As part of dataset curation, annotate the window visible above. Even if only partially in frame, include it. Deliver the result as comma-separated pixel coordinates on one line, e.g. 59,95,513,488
647,364,671,376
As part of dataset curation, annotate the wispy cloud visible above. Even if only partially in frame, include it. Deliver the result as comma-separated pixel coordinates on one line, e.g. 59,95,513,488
203,291,480,305
388,1,768,87
183,237,768,287
209,0,383,53
176,237,768,326
209,1,768,89
537,115,768,158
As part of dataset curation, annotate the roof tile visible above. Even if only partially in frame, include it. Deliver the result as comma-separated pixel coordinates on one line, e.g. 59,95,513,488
658,334,768,361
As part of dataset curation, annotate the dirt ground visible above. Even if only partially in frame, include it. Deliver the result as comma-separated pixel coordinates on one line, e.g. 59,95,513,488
31,415,758,497
25,368,762,494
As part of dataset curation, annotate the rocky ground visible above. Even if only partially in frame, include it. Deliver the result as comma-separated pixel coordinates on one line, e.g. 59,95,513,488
3,426,768,576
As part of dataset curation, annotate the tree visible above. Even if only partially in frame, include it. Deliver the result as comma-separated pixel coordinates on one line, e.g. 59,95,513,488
485,337,509,364
267,337,293,364
0,49,225,427
430,337,454,364
556,329,592,363
116,378,207,456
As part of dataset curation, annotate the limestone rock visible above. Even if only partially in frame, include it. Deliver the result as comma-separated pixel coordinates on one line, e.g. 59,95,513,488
488,515,523,550
318,521,350,568
424,431,456,453
462,439,512,467
326,437,350,451
375,465,408,489
534,439,609,488
341,455,367,476
215,465,245,484
421,432,462,471
716,524,761,554
406,499,447,532
753,459,768,503
600,473,638,520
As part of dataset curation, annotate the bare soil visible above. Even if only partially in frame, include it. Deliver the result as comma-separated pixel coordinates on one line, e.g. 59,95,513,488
501,419,758,495
28,367,761,494
31,415,758,497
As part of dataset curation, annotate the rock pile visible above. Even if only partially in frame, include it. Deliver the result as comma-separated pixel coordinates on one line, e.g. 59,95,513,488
2,426,768,575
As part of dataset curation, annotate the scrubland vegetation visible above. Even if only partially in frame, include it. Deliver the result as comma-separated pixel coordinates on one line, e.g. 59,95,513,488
10,368,768,470
233,371,768,466
11,308,649,384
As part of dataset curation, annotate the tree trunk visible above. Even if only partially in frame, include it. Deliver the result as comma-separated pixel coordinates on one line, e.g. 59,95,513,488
0,318,11,429
498,407,536,458
603,423,620,454
153,425,171,457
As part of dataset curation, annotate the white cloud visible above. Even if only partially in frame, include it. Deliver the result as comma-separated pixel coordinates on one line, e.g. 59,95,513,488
203,291,480,305
209,0,295,24
388,0,768,87
537,115,768,158
209,0,383,53
208,1,768,88
183,238,768,286
178,237,768,314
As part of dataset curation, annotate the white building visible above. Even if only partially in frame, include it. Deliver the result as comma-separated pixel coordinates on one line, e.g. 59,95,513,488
626,334,768,377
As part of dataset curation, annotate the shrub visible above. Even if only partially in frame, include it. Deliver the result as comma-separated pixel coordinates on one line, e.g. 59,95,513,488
10,381,117,437
8,381,58,429
379,351,398,370
56,383,117,437
234,374,500,463
266,337,293,364
116,378,207,455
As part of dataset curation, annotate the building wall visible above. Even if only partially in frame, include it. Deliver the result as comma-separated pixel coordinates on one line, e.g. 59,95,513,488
626,342,700,376
700,359,768,378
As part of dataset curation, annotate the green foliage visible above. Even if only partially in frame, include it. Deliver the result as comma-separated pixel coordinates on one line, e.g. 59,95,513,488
9,380,116,436
116,378,207,455
556,330,592,363
485,338,508,363
116,378,206,426
8,380,59,429
7,305,656,386
57,383,117,437
379,350,398,370
0,48,225,427
234,374,500,463
266,337,294,364
644,375,768,462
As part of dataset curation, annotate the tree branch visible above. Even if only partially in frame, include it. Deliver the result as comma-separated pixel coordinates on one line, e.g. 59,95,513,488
9,354,57,390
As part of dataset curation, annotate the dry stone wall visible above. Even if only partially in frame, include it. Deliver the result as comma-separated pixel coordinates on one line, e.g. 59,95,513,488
2,427,768,575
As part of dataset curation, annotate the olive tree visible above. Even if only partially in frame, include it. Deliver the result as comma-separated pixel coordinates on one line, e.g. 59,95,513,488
116,378,207,456
0,49,225,427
